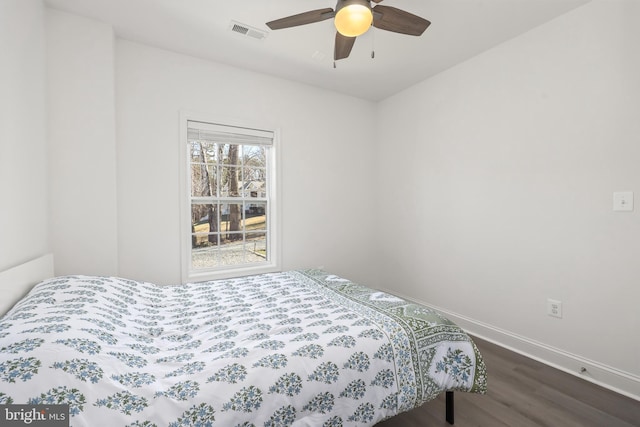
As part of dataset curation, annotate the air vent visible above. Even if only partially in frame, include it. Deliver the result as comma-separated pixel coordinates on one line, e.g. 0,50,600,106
229,21,268,40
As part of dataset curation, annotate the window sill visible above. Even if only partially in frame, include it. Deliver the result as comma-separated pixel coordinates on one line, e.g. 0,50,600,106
184,262,281,283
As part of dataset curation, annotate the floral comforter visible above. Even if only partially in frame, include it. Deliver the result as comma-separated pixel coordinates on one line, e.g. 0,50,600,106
0,270,486,426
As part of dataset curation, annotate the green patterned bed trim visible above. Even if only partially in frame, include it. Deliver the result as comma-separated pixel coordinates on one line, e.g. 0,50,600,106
295,269,488,409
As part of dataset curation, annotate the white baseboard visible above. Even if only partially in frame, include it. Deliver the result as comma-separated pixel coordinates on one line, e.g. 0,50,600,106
382,288,640,402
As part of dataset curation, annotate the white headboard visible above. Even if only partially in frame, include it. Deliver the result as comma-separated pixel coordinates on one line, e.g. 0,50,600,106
0,254,54,317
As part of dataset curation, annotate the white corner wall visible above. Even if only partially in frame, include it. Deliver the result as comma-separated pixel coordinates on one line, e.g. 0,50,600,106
46,9,119,276
0,0,49,271
375,0,640,398
114,41,378,286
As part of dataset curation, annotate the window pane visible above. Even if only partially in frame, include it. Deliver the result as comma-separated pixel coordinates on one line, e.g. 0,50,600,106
191,164,217,197
220,165,240,197
243,145,266,166
242,165,266,181
245,203,266,231
191,203,219,241
247,232,267,260
220,203,244,236
242,167,266,198
190,141,217,163
218,234,247,266
220,144,241,166
192,243,219,269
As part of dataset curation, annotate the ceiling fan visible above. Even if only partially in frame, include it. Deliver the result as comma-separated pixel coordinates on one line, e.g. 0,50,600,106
266,0,431,62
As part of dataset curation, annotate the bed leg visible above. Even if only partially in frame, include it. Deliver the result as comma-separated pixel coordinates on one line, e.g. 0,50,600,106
446,391,454,424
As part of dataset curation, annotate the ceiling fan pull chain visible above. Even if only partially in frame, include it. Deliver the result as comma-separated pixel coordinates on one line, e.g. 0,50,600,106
371,25,375,59
333,61,337,69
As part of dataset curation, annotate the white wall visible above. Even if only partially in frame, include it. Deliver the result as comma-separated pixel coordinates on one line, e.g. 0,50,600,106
375,0,640,397
46,9,118,277
0,0,49,271
114,41,378,286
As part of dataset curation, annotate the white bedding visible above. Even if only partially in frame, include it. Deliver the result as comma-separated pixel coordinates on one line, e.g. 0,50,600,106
0,270,486,426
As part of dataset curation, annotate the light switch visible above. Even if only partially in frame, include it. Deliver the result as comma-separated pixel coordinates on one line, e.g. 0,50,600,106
613,191,634,212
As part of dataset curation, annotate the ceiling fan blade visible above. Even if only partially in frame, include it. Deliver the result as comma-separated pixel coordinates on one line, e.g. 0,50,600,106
371,0,384,3
266,8,335,30
334,32,356,60
372,5,431,36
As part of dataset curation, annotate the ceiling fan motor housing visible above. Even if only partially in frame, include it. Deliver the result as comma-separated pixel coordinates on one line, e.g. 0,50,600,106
335,0,372,12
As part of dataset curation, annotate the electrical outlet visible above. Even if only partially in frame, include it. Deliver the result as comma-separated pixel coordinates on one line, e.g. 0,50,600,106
547,299,562,318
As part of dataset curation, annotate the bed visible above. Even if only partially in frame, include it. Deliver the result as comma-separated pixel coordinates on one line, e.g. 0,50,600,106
0,259,486,426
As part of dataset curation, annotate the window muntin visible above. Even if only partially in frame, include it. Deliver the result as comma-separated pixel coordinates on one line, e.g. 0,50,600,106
184,119,276,280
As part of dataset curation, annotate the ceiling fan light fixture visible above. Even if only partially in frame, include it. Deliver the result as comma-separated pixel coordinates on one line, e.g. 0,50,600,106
334,0,372,37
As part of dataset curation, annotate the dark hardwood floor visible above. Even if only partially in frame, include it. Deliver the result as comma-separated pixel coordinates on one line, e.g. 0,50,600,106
377,336,639,427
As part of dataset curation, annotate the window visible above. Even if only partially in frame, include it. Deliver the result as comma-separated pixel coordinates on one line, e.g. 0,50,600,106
181,115,279,282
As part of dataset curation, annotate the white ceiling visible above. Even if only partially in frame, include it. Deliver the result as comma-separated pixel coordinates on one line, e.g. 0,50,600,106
44,0,590,101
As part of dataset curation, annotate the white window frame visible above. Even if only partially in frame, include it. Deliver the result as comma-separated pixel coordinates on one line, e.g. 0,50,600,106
179,111,281,283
